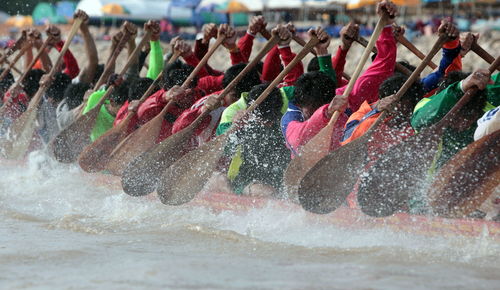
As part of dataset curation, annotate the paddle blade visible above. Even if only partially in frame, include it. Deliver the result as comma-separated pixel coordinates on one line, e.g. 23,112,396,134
283,116,337,201
1,106,39,159
120,124,194,196
428,130,500,218
357,131,440,217
106,113,165,176
78,128,127,173
298,134,369,214
50,108,98,163
156,133,227,205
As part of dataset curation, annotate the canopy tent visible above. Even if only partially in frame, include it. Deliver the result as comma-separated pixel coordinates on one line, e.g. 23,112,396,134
5,15,34,28
76,0,171,19
0,11,9,24
56,1,77,21
101,3,129,15
347,0,421,9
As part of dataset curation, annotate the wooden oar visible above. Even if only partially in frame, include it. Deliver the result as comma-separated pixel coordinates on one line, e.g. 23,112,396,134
155,35,319,206
0,33,25,65
357,54,500,217
355,36,412,76
283,14,389,201
0,44,30,82
297,34,449,215
78,51,182,173
119,34,253,196
396,34,438,70
262,29,351,81
428,129,500,218
1,55,22,75
104,52,182,176
114,35,226,187
49,25,137,163
1,17,84,160
72,28,134,119
0,37,52,129
471,42,500,72
93,25,134,91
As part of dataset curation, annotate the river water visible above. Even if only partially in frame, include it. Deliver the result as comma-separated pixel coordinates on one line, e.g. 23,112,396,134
1,151,499,289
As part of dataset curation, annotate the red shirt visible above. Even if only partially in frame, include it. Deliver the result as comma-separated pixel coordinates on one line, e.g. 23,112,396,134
2,90,29,121
136,88,204,143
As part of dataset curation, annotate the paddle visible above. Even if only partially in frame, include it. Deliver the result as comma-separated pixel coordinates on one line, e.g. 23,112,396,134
71,27,134,119
0,54,22,75
0,44,30,82
283,14,389,201
357,54,500,217
354,36,412,76
104,52,182,176
120,34,277,197
0,35,53,129
396,34,438,70
92,23,135,90
155,35,319,206
471,41,500,72
1,17,84,160
428,129,499,218
49,23,138,163
78,51,182,173
0,32,26,65
112,34,225,184
297,34,449,215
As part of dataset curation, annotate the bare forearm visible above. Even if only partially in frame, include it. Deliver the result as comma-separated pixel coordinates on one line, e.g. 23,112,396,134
79,25,98,83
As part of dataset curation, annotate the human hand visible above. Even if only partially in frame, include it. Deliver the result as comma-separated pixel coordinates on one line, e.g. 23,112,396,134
174,39,193,58
202,23,218,44
45,25,61,47
201,93,223,113
326,95,348,117
272,24,292,47
459,32,478,57
438,18,459,41
340,22,359,50
74,9,89,26
128,100,140,112
219,24,237,51
248,16,266,36
309,26,331,55
377,0,398,24
461,69,493,91
144,20,161,41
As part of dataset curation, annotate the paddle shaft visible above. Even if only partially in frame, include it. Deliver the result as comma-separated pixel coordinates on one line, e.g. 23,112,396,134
117,51,182,125
1,55,22,75
471,42,500,72
163,35,281,144
152,36,226,122
2,18,83,159
86,30,152,115
0,45,30,82
92,31,132,91
433,54,500,132
396,34,438,70
156,35,322,205
354,36,412,76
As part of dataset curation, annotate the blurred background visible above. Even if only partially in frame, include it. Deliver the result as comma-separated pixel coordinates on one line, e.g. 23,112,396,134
0,0,498,41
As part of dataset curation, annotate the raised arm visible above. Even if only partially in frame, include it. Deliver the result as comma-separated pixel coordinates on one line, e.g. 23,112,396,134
145,21,163,80
75,10,98,84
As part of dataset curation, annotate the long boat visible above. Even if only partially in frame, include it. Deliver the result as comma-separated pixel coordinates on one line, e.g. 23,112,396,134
2,157,498,242
85,169,500,242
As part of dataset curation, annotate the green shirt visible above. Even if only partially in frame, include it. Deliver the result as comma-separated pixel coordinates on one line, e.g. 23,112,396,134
82,88,114,141
147,40,164,80
411,72,500,167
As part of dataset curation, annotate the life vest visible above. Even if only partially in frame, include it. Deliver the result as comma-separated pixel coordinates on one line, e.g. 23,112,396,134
341,101,380,146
